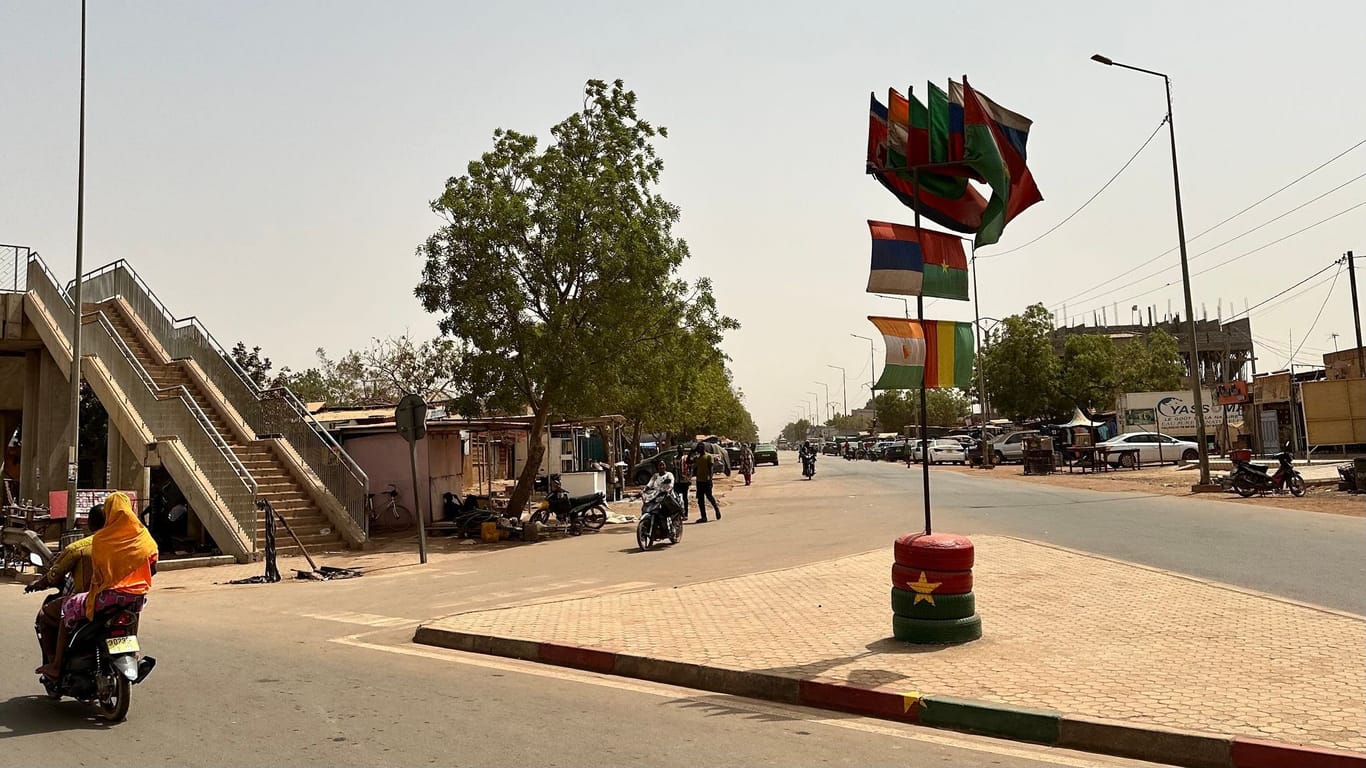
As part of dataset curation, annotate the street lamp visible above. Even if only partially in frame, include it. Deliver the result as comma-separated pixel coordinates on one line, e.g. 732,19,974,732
1092,53,1212,488
875,293,911,319
813,381,830,423
826,364,847,415
852,333,877,432
806,392,821,427
66,0,90,528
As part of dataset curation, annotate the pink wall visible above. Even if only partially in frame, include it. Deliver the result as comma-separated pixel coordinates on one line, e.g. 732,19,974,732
342,432,463,524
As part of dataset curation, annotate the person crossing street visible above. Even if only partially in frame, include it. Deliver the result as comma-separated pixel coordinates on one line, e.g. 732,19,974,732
692,445,721,523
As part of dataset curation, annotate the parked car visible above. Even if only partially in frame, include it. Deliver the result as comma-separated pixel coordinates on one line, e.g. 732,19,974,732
631,449,681,485
881,439,909,461
914,438,967,465
1095,432,1200,467
752,443,779,466
991,430,1039,464
723,442,743,467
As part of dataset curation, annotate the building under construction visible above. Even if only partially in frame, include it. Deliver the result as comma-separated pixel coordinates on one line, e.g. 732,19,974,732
1052,317,1256,388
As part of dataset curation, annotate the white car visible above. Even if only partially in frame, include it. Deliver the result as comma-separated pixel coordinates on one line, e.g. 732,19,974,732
1095,432,1200,467
913,439,967,465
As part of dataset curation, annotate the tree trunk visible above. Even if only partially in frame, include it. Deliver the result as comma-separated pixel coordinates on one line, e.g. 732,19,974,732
506,407,549,518
630,419,642,472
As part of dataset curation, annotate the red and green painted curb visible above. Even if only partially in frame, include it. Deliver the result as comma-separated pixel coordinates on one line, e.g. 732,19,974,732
413,626,1366,768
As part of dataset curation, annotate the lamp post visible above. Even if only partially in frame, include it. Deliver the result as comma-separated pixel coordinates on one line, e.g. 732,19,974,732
1091,53,1212,488
875,293,911,319
806,392,821,433
826,364,847,416
813,381,830,423
66,0,89,528
852,333,877,433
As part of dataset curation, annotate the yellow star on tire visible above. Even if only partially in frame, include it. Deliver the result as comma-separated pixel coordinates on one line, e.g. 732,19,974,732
909,571,941,605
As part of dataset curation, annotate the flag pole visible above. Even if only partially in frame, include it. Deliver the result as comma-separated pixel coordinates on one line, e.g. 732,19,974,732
910,108,933,536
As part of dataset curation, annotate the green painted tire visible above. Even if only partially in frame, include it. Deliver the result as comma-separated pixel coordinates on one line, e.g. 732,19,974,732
892,614,983,645
891,588,975,619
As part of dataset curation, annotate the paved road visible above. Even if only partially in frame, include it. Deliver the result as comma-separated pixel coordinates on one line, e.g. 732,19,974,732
802,454,1366,613
0,587,1165,768
0,458,1354,766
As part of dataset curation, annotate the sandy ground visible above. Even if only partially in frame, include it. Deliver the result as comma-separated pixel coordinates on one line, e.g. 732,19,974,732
941,462,1364,517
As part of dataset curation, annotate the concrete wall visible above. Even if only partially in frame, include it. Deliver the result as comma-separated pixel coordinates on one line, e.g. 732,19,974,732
341,431,464,524
19,348,71,503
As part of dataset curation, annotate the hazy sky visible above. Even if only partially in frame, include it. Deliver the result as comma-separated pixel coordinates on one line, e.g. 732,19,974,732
4,1,1363,439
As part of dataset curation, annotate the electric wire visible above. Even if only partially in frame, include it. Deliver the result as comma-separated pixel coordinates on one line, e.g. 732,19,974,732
980,117,1167,258
1281,265,1342,368
1049,137,1366,309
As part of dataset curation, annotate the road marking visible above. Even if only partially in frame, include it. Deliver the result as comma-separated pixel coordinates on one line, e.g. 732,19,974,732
299,611,421,628
332,635,1149,768
431,580,654,611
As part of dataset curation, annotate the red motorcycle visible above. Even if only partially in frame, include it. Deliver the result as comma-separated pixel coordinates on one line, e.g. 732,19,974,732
1230,447,1306,498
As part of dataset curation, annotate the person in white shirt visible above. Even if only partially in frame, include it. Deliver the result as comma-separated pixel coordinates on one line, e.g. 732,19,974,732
645,459,674,495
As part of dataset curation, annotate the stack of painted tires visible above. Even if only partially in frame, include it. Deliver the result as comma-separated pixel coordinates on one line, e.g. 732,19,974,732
891,532,982,644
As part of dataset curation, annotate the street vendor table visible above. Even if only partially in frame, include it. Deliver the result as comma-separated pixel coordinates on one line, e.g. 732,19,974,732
1064,447,1141,473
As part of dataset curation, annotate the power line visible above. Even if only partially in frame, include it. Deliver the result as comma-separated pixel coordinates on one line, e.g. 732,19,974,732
1065,200,1364,319
980,117,1167,258
1229,260,1343,321
1049,136,1366,309
1282,265,1342,368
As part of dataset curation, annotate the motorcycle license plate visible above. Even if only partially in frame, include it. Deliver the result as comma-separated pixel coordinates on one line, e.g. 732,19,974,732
105,636,139,654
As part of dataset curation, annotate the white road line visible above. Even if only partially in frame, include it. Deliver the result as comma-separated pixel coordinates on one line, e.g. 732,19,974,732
332,636,1150,768
431,580,656,611
300,611,421,628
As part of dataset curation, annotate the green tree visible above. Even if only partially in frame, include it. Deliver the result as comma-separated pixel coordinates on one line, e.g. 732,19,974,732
780,419,812,444
980,304,1065,422
416,79,732,516
230,342,273,389
1058,334,1119,413
825,411,870,433
272,335,458,405
1116,328,1185,392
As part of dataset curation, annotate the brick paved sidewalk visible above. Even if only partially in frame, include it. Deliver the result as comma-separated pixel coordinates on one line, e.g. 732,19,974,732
423,536,1365,753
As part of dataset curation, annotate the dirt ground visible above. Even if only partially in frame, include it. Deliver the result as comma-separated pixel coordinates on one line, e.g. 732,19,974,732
939,462,1365,517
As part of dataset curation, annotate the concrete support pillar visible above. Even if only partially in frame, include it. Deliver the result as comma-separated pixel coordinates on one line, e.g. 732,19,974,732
106,429,150,513
20,349,71,505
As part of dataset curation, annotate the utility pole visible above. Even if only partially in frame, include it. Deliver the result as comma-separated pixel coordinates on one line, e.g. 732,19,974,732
827,365,847,416
1347,251,1363,378
66,0,89,529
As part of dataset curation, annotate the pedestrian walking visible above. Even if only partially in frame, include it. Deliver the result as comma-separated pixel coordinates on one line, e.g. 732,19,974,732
676,449,692,520
693,445,721,522
740,443,754,486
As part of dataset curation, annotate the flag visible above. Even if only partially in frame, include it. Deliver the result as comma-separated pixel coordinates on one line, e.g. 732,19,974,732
887,88,931,171
868,94,988,234
928,81,980,180
870,316,975,390
961,78,1044,246
947,81,967,163
866,220,969,300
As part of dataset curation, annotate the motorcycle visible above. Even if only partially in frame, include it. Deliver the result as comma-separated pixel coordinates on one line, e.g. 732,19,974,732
1230,447,1306,498
25,552,155,722
636,487,683,551
532,482,609,535
801,451,817,479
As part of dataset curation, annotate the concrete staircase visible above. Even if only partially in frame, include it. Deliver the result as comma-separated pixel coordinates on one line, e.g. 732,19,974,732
95,301,346,555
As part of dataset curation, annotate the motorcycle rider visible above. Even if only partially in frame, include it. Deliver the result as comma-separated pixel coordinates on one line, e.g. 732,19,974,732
800,440,817,475
27,505,106,671
37,492,158,680
645,459,684,517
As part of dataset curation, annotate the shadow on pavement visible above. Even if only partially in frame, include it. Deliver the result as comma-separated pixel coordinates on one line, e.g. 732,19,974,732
665,696,798,723
0,695,118,737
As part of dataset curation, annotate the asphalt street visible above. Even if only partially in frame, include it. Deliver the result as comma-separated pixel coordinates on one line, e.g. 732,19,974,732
0,456,1355,766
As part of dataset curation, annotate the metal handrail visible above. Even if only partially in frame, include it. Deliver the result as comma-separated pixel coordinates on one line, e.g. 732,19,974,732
87,311,258,499
69,259,369,528
28,255,259,539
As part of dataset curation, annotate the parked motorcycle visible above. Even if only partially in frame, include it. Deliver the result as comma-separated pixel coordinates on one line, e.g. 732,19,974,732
1230,447,1306,498
533,483,609,535
25,552,155,722
636,487,683,551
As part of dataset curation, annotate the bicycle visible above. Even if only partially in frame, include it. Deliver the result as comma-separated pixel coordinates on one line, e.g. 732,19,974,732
365,483,414,532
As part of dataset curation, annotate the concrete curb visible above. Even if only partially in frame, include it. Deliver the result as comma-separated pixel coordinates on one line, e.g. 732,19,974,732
412,626,1365,768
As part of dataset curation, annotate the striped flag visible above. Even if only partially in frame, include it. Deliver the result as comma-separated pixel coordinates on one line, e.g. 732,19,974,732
870,316,975,390
866,220,969,300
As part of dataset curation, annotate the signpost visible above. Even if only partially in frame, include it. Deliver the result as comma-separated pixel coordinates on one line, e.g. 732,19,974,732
395,394,428,564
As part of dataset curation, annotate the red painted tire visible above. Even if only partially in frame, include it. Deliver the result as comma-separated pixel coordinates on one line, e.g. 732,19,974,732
893,533,975,571
891,563,973,595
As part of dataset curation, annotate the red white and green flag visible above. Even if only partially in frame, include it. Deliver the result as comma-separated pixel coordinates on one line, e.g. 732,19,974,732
870,316,975,390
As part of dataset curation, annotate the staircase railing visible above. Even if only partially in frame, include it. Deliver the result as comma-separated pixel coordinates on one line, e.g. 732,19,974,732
27,257,259,539
70,261,369,531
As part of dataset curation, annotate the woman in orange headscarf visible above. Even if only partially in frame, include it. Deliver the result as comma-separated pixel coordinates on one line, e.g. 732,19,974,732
37,492,158,679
